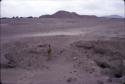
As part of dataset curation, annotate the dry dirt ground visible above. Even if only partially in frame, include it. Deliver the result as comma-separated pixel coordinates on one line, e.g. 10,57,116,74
0,18,125,84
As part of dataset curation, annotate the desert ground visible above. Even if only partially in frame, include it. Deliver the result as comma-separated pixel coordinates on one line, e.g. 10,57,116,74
0,18,125,84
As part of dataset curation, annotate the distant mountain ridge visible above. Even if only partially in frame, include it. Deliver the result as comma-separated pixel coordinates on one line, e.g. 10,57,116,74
39,10,97,18
104,15,123,19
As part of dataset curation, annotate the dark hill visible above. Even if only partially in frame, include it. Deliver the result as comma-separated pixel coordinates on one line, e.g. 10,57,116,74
39,10,97,18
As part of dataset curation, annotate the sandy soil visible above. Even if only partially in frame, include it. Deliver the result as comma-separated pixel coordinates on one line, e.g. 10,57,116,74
0,18,125,84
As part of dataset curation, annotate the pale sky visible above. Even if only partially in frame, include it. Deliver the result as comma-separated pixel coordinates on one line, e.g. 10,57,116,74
1,0,125,17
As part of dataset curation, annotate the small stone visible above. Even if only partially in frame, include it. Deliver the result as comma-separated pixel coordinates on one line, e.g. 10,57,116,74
66,78,72,83
107,78,112,83
73,57,77,60
66,77,77,83
114,73,122,78
70,72,72,74
97,80,103,84
73,70,77,73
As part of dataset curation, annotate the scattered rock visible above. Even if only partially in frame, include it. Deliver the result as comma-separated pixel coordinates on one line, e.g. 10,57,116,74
107,78,112,83
95,61,110,69
28,50,41,54
37,44,48,47
6,61,16,68
114,73,123,78
66,78,72,83
59,49,65,54
93,48,106,55
70,72,72,74
73,41,93,49
66,77,77,83
73,70,77,73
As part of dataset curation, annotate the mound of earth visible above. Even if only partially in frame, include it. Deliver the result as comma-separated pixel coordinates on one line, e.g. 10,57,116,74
71,40,125,79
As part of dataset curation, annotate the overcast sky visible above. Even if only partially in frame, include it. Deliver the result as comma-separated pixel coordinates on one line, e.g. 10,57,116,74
1,0,125,17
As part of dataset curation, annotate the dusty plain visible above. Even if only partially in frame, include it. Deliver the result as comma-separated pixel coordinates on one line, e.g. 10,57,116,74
0,18,125,84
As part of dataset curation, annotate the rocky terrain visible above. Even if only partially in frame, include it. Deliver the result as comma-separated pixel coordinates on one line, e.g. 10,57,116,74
0,14,125,84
